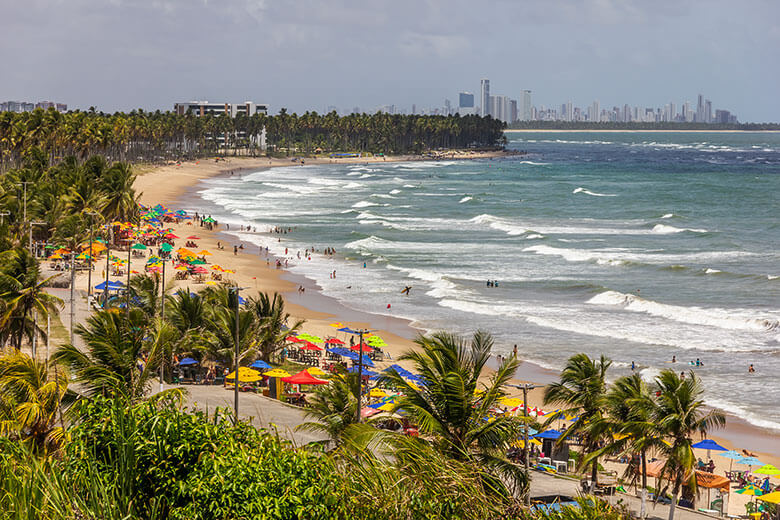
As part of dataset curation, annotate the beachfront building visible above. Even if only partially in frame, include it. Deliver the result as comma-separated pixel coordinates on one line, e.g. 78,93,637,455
520,90,532,121
173,101,269,150
1,100,66,113
458,92,475,115
174,100,269,118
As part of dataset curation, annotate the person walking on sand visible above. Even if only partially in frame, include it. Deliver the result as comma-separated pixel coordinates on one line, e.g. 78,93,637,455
748,364,755,373
233,245,238,255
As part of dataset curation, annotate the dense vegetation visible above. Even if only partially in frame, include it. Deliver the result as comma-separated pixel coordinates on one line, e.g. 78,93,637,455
508,120,780,131
0,108,507,171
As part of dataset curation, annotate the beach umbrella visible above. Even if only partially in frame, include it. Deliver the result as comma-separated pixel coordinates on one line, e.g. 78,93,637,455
349,366,378,377
178,357,198,366
48,254,63,260
719,450,743,459
263,368,290,378
131,243,147,250
351,343,374,353
187,235,200,240
754,465,780,476
337,327,359,334
325,338,344,345
500,397,524,407
249,360,272,370
300,342,323,351
165,233,179,239
534,429,562,440
287,336,305,343
737,456,764,468
190,258,206,265
198,250,212,256
329,322,343,328
692,439,728,459
370,388,388,398
308,367,328,377
225,367,262,383
192,266,209,274
160,243,173,252
53,248,70,255
757,491,780,504
735,484,763,496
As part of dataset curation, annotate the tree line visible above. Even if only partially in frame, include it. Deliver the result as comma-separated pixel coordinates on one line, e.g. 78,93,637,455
0,108,507,172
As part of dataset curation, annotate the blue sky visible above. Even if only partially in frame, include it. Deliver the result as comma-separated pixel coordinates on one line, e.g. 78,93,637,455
2,0,778,122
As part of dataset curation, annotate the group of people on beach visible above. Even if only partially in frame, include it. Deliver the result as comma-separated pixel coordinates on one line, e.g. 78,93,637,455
486,280,500,287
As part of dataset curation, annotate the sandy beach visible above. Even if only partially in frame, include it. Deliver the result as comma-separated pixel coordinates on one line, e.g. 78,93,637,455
127,154,779,514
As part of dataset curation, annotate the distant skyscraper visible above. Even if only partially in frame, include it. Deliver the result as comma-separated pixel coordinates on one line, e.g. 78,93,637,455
509,99,518,123
411,104,416,115
520,90,532,121
669,102,676,122
696,94,704,122
458,92,475,115
589,100,600,122
480,79,490,117
704,99,712,123
444,99,451,115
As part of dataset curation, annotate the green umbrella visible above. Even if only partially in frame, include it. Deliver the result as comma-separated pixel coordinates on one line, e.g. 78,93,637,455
755,465,780,476
131,243,147,250
44,244,57,249
160,243,173,252
202,217,215,223
95,238,107,244
736,484,763,496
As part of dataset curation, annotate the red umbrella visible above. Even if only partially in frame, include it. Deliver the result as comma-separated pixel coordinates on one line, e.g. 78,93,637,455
186,235,201,240
286,336,304,343
300,342,323,351
165,233,180,239
325,338,344,345
192,266,209,274
351,343,374,353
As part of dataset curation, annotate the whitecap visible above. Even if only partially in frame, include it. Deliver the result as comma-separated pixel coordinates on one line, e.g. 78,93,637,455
652,224,708,234
352,200,378,208
389,189,401,195
661,213,675,219
459,196,473,204
573,187,617,197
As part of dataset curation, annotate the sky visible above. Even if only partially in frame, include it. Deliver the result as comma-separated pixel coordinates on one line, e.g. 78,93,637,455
2,0,779,122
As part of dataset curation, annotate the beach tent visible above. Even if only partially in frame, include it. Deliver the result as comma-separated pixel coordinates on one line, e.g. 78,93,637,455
249,360,272,370
179,357,198,366
282,369,329,385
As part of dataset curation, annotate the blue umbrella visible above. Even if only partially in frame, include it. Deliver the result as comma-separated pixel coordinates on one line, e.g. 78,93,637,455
737,456,764,467
95,281,124,291
250,360,272,370
179,357,198,366
692,439,727,451
719,450,743,459
349,366,377,377
534,429,562,440
338,327,359,334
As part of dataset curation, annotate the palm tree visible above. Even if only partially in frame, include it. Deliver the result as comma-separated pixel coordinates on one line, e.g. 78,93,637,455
99,162,138,222
380,330,527,496
652,370,725,520
543,353,612,491
296,372,360,445
198,304,258,368
127,273,166,318
53,308,160,402
246,292,303,362
0,248,63,350
0,348,74,454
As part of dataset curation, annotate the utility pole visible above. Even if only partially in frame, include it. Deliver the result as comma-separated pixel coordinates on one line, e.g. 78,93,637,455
103,226,112,307
229,286,248,423
509,382,543,506
29,221,46,256
125,237,132,318
69,254,75,345
355,328,370,422
86,212,100,300
159,256,166,393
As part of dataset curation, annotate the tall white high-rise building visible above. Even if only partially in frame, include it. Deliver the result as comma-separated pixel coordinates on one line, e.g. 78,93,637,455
669,102,676,122
588,100,600,122
480,79,490,117
704,99,712,123
520,90,532,121
696,94,704,122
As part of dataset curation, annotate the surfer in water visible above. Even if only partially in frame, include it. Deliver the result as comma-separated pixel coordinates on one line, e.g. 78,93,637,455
401,286,412,296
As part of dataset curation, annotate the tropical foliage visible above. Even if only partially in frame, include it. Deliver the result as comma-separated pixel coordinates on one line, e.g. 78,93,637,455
0,107,507,171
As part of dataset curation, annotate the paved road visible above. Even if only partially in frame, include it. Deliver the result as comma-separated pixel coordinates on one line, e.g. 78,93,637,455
176,383,330,446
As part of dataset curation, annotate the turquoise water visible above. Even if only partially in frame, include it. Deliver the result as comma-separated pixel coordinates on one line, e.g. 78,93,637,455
197,131,780,432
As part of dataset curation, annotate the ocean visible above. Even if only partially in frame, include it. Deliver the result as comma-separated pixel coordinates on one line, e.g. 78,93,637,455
196,131,780,433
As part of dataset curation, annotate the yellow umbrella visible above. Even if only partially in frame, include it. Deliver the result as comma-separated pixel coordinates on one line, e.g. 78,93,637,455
48,254,64,260
175,265,188,271
264,368,290,378
222,269,235,274
205,281,218,286
225,367,263,383
308,367,328,377
500,397,523,407
54,248,70,255
378,402,396,412
758,491,780,504
329,322,343,328
198,250,212,256
370,388,388,398
514,438,543,448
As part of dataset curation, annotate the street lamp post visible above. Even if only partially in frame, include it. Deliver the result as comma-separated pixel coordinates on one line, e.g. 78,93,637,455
509,382,544,506
86,212,100,300
229,286,249,424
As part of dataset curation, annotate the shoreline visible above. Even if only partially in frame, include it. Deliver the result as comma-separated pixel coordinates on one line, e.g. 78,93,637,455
506,128,780,133
136,154,780,470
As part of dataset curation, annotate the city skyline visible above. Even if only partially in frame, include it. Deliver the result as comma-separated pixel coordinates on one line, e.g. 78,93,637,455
2,1,778,122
